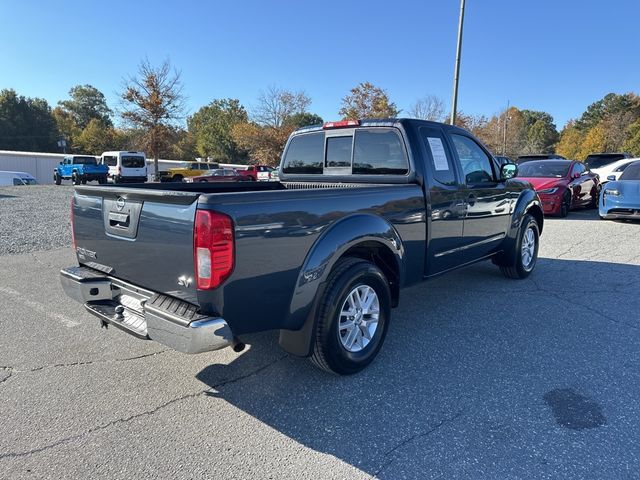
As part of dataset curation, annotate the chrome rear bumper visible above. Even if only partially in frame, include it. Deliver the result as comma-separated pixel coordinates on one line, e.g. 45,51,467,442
60,266,233,354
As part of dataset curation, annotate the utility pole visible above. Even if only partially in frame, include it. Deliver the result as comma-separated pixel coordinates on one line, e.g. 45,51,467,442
450,0,466,125
502,100,510,155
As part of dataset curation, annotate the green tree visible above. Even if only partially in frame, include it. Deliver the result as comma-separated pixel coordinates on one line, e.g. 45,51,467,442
74,119,115,154
0,89,59,151
575,93,640,132
120,59,186,174
188,99,248,161
622,119,640,156
52,106,82,152
58,84,113,129
284,112,323,128
339,82,399,120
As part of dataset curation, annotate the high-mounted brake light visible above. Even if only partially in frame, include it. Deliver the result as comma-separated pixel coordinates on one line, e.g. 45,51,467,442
70,196,76,250
323,120,360,129
194,210,234,290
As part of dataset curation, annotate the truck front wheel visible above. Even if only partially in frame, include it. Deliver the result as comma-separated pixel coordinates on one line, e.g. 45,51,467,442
310,258,391,375
498,213,540,279
54,172,61,185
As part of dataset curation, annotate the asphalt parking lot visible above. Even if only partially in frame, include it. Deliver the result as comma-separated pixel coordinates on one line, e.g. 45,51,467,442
1,185,639,479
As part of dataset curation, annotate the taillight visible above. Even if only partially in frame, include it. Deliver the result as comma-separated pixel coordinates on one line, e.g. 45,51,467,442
194,210,234,289
323,120,360,129
71,196,76,250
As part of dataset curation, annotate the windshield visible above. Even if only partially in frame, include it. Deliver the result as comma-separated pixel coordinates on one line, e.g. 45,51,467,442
73,156,97,165
619,163,640,180
585,154,625,169
121,156,145,168
517,161,570,178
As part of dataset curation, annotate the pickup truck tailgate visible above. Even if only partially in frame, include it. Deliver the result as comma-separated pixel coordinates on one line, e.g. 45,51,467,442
72,186,200,304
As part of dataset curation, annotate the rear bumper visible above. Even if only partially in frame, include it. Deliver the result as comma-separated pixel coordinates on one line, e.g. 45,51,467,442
60,266,234,354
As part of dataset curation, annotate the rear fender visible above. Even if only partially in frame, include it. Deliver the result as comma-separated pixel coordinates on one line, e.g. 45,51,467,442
279,213,404,357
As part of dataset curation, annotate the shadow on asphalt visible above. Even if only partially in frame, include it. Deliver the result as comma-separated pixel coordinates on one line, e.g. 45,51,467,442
194,258,640,478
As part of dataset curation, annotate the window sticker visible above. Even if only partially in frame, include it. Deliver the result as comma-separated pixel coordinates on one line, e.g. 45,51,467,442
427,137,449,171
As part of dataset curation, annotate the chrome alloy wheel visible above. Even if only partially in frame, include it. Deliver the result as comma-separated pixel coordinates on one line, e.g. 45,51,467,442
338,284,380,353
521,227,536,271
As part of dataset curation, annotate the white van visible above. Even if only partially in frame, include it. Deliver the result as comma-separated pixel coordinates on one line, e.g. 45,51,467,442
0,171,38,186
100,151,148,183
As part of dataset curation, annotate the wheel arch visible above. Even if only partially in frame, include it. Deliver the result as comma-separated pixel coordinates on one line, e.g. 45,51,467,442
278,213,404,357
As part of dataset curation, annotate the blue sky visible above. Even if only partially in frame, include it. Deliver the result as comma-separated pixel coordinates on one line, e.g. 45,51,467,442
1,0,638,129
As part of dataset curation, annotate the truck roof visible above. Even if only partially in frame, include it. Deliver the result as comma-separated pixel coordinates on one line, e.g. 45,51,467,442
293,118,465,135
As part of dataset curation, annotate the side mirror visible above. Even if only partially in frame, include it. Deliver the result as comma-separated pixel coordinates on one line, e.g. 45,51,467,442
500,163,517,180
59,162,63,165
572,172,581,179
607,175,616,181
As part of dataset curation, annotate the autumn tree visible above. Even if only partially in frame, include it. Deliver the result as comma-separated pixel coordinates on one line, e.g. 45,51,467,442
253,85,311,128
339,82,399,120
555,121,584,159
120,59,186,174
285,112,323,128
622,119,640,156
188,99,248,162
58,85,113,129
578,124,606,159
409,95,445,121
231,122,289,166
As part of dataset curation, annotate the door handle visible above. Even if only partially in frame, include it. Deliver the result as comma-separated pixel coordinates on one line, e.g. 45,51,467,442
467,194,476,206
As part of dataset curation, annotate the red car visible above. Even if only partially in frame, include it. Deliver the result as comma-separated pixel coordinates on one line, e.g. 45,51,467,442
238,165,274,181
184,168,249,183
517,160,600,217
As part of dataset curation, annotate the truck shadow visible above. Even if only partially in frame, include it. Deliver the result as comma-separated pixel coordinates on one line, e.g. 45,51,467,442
195,258,640,478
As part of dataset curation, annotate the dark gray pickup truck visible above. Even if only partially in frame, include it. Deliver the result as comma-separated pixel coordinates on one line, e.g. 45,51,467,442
61,119,543,374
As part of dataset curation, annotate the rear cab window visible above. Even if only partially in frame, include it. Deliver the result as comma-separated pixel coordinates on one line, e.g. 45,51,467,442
282,127,409,176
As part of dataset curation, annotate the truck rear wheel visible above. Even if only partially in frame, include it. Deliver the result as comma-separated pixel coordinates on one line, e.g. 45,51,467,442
72,172,80,185
499,213,539,279
310,258,391,375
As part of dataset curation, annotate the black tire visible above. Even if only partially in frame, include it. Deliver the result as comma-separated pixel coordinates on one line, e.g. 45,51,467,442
172,175,183,182
81,178,87,185
98,176,107,185
113,175,119,184
500,213,540,279
72,172,80,185
54,172,61,185
310,258,391,375
587,186,599,209
559,190,571,217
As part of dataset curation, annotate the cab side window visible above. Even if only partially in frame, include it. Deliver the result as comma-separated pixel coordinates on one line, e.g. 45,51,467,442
450,134,496,184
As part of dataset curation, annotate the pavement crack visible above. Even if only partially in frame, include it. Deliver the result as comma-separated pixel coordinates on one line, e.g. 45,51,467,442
0,353,289,460
0,366,14,386
11,350,170,375
371,410,464,479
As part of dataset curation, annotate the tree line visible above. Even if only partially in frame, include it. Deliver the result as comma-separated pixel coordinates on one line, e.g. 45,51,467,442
1,58,639,170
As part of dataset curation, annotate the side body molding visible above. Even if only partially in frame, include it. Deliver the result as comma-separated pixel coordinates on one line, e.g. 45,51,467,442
279,213,405,357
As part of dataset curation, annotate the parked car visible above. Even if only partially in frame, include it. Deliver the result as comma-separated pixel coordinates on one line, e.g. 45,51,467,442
157,162,219,182
184,168,249,183
0,170,37,186
517,154,566,164
100,151,147,183
54,155,108,185
584,152,632,170
516,160,599,217
600,160,640,221
238,165,274,181
60,118,543,375
590,157,639,185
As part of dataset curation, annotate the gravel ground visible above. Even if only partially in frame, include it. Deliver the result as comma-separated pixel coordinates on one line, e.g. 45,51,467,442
1,189,639,479
0,185,74,255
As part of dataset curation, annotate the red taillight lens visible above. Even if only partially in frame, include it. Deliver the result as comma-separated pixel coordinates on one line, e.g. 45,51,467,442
323,120,360,129
71,196,76,250
194,210,234,290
